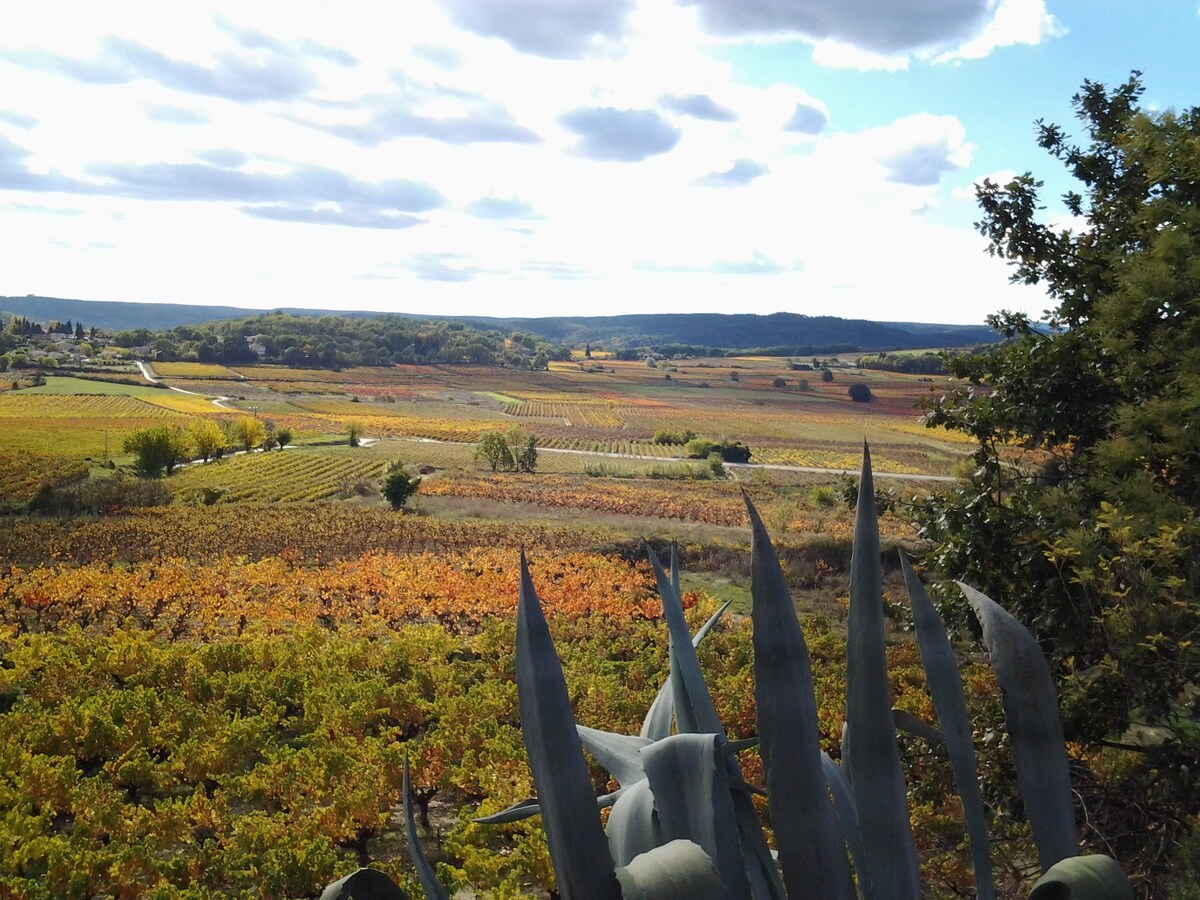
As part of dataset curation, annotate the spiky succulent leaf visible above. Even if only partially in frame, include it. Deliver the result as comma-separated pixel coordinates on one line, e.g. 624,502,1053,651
745,494,853,900
577,725,651,788
820,753,869,897
642,733,749,899
319,868,409,900
607,780,661,867
473,790,622,825
959,580,1078,871
902,557,995,900
647,547,724,736
472,797,541,825
641,600,734,741
615,840,726,899
402,755,448,900
649,543,782,898
845,446,921,899
516,552,622,899
1027,855,1134,899
891,708,945,743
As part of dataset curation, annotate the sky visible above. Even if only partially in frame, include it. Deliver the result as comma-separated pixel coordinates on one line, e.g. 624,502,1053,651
1,2,1197,325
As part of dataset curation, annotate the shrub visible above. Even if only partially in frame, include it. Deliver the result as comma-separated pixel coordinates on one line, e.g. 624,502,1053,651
848,382,874,402
381,461,422,510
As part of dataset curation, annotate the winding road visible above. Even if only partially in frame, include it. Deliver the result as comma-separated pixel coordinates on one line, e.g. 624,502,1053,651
135,361,234,409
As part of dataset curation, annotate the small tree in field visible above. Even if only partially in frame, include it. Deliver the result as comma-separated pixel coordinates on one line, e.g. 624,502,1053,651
188,419,226,462
124,426,191,476
381,460,421,510
476,430,515,471
231,416,266,452
346,420,363,447
848,382,874,402
511,428,537,473
275,427,293,450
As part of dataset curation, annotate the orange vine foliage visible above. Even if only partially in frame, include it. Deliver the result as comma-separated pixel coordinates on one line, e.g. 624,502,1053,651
0,505,623,566
0,550,669,638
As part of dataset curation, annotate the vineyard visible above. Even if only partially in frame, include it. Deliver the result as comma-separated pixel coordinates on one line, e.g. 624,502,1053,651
170,446,393,504
0,351,1009,898
0,505,627,565
0,554,1011,898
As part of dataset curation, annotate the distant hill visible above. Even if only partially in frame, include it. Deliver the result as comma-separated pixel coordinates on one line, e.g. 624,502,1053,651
436,312,997,352
1,295,997,353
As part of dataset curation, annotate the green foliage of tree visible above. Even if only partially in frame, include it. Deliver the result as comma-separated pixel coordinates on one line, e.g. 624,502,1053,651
123,426,191,476
381,460,422,510
188,418,227,462
231,416,267,453
346,420,363,447
652,429,696,446
915,73,1200,799
684,438,751,463
276,426,294,450
476,431,513,471
475,428,536,473
848,382,873,402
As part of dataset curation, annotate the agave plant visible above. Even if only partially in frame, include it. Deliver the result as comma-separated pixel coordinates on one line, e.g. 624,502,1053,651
328,447,1134,899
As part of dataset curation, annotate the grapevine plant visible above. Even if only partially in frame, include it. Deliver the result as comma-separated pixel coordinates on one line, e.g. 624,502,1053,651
326,447,1136,899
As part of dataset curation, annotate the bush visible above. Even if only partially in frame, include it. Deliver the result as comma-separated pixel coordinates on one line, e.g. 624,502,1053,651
28,474,171,515
475,429,537,473
684,438,752,463
124,426,191,476
820,368,834,383
652,429,696,446
848,382,873,402
381,461,422,510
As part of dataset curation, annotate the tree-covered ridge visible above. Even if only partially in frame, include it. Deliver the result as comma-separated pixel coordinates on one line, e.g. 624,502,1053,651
113,313,570,369
4,296,1001,355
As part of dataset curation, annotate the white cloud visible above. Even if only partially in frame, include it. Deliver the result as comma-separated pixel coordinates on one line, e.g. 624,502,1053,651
0,0,1059,324
939,0,1065,61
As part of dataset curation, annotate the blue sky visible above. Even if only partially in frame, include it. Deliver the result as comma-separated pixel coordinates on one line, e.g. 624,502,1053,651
1,1,1196,324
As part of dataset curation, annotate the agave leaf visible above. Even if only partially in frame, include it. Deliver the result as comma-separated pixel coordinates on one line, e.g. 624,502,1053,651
640,681,676,742
1026,855,1134,900
471,797,542,825
845,446,922,899
641,600,734,741
745,494,853,900
959,580,1078,871
642,733,749,899
649,543,783,898
726,774,767,798
615,840,726,899
670,541,682,600
820,752,870,898
402,755,448,900
726,737,759,754
473,789,623,825
902,557,995,900
892,708,945,743
516,552,622,899
319,867,409,900
577,724,652,787
606,779,662,867
647,547,725,736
